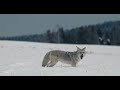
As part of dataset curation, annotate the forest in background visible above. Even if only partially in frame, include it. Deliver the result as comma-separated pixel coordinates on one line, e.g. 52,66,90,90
0,20,120,45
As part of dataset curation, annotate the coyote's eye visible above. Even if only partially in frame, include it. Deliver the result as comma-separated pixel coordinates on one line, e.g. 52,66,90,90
79,51,84,54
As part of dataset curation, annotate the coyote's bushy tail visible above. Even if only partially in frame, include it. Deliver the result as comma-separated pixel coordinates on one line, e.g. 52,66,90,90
42,52,50,67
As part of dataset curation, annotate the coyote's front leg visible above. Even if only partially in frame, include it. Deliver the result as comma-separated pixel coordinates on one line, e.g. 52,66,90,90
71,61,77,67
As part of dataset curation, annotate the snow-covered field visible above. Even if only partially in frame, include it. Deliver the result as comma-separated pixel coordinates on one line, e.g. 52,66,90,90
0,40,120,76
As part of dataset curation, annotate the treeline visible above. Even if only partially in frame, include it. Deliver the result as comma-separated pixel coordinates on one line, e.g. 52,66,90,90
0,21,120,45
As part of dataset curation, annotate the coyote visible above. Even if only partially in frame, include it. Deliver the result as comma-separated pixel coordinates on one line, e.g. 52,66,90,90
42,46,86,67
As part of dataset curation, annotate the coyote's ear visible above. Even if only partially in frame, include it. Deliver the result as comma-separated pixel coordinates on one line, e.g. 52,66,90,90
76,46,81,50
82,47,86,50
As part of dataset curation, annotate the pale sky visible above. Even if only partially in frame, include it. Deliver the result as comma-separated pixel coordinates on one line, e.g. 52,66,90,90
0,14,120,36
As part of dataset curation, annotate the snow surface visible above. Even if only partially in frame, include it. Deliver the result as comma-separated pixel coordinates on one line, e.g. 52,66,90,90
0,40,120,76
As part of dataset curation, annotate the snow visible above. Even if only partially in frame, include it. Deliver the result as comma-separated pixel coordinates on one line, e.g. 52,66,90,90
0,40,120,76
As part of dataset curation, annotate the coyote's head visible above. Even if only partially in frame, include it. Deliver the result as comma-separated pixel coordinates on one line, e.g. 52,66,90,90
76,46,86,59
